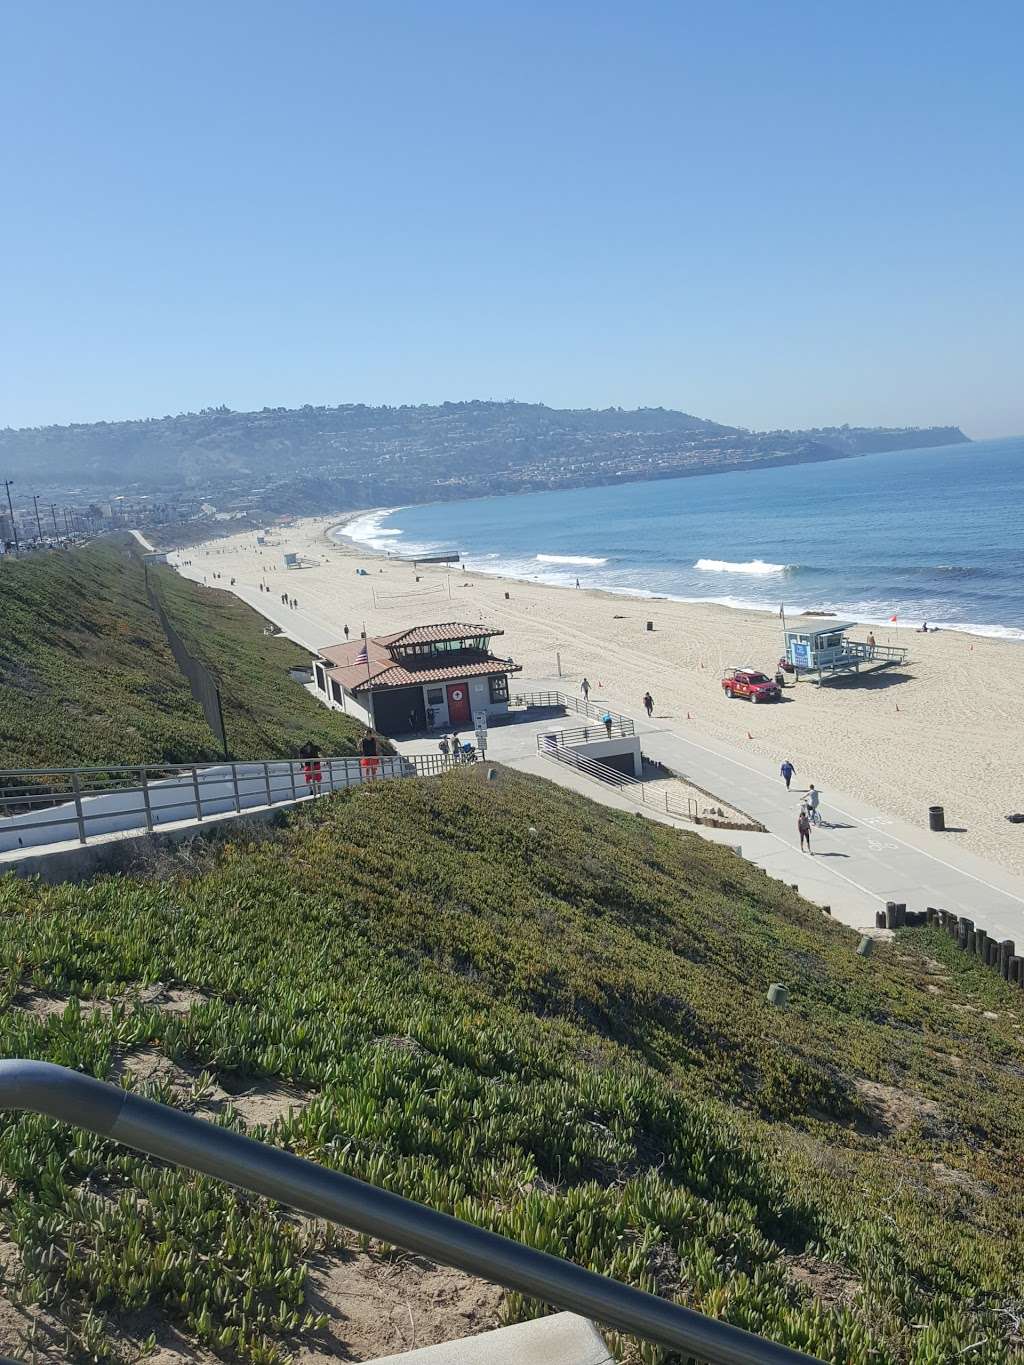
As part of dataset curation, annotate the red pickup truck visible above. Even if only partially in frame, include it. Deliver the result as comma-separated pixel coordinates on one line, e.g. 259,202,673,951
721,668,782,703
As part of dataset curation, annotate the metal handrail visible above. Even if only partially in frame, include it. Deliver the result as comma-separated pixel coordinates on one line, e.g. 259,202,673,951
538,739,697,821
0,1060,823,1365
512,690,632,727
0,753,443,853
539,718,635,745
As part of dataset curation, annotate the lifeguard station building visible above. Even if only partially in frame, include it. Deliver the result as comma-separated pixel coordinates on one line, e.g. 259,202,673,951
783,619,907,683
312,623,522,735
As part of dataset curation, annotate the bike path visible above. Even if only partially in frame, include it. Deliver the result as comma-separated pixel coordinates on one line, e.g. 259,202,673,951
634,720,1024,939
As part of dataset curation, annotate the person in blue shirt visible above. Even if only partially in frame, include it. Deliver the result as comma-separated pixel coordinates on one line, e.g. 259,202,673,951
780,759,796,789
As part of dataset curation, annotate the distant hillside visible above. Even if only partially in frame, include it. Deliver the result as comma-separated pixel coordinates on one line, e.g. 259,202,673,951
0,537,367,772
0,766,1020,1361
0,401,968,516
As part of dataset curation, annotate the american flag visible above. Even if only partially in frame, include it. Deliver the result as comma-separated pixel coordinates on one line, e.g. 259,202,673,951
355,642,368,665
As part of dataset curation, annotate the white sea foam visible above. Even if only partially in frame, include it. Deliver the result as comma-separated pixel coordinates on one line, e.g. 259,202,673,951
535,553,608,566
694,558,789,575
334,508,404,550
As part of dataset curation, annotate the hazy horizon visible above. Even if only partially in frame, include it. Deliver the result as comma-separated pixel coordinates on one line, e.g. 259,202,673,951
2,1,1022,438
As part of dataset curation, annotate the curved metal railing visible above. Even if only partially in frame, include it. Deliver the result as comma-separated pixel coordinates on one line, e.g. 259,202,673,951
0,1060,823,1365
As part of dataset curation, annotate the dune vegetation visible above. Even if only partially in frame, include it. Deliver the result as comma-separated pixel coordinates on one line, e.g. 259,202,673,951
0,765,1021,1363
0,538,366,775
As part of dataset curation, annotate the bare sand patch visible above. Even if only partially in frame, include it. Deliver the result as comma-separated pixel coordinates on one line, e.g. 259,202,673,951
297,1248,503,1362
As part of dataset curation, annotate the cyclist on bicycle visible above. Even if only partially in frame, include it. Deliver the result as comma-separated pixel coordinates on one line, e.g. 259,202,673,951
806,785,822,823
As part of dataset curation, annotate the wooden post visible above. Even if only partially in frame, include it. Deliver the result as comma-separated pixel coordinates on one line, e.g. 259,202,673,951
999,940,1015,980
875,910,887,929
975,928,988,960
885,901,899,929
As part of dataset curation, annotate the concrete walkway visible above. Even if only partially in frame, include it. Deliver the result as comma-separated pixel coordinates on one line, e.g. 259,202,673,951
631,718,1024,937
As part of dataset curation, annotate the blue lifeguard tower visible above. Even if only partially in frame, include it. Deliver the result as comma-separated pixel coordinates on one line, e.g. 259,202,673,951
783,618,907,684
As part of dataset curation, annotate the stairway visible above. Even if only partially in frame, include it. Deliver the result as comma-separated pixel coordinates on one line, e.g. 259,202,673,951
370,1312,612,1363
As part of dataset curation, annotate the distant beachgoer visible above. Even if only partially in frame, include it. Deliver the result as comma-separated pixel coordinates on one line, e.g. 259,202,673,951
806,784,821,823
359,733,380,780
867,632,876,652
580,677,591,701
343,624,350,639
643,691,654,717
300,741,322,795
780,759,795,789
601,712,613,738
575,577,580,588
798,808,812,853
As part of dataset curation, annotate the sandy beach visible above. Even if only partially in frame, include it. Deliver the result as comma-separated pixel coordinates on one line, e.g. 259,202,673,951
171,515,1024,880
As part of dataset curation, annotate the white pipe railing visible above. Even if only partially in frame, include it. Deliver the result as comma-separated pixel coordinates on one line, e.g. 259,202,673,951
0,752,448,854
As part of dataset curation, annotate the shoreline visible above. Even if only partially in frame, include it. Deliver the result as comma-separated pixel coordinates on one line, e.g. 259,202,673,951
327,509,1024,646
171,515,1024,881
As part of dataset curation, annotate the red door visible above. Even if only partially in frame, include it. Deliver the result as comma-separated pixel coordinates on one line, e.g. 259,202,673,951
446,682,471,725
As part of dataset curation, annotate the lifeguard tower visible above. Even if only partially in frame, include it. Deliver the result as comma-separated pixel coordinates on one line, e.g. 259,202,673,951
783,619,907,684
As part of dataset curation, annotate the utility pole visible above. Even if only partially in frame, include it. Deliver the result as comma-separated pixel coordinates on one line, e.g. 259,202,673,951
63,507,71,536
49,502,60,537
32,494,44,543
2,479,19,556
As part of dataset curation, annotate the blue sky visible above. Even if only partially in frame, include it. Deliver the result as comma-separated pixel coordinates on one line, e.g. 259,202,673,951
1,1,1021,436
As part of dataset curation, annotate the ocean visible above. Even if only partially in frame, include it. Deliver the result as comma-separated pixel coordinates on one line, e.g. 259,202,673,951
338,434,1024,640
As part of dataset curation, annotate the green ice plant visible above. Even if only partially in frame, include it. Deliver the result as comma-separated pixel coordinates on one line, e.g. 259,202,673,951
0,766,1021,1362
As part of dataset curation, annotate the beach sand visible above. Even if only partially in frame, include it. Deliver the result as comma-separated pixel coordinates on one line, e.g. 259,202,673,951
171,516,1024,879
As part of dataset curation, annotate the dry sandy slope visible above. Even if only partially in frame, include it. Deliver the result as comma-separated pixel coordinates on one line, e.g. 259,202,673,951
173,517,1024,878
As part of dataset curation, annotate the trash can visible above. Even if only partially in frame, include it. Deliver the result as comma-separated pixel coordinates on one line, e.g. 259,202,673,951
646,620,654,631
929,805,945,832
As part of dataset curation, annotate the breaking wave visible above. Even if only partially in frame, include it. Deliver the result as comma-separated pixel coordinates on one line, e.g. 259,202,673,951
535,554,608,566
694,558,790,575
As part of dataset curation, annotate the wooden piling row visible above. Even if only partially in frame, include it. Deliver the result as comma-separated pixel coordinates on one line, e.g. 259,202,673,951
874,902,930,930
924,906,1023,989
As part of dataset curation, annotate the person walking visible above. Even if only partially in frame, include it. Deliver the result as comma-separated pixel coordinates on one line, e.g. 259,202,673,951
806,784,821,824
798,806,812,853
601,711,613,738
300,741,323,796
643,691,654,718
580,677,591,701
780,759,795,789
438,734,450,762
343,624,350,640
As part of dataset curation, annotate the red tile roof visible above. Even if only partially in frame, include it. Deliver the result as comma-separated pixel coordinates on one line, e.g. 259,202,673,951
351,658,521,692
317,632,519,694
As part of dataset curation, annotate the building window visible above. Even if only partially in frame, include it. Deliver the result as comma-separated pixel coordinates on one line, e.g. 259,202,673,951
315,664,327,692
331,679,343,704
426,687,444,705
488,674,509,704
